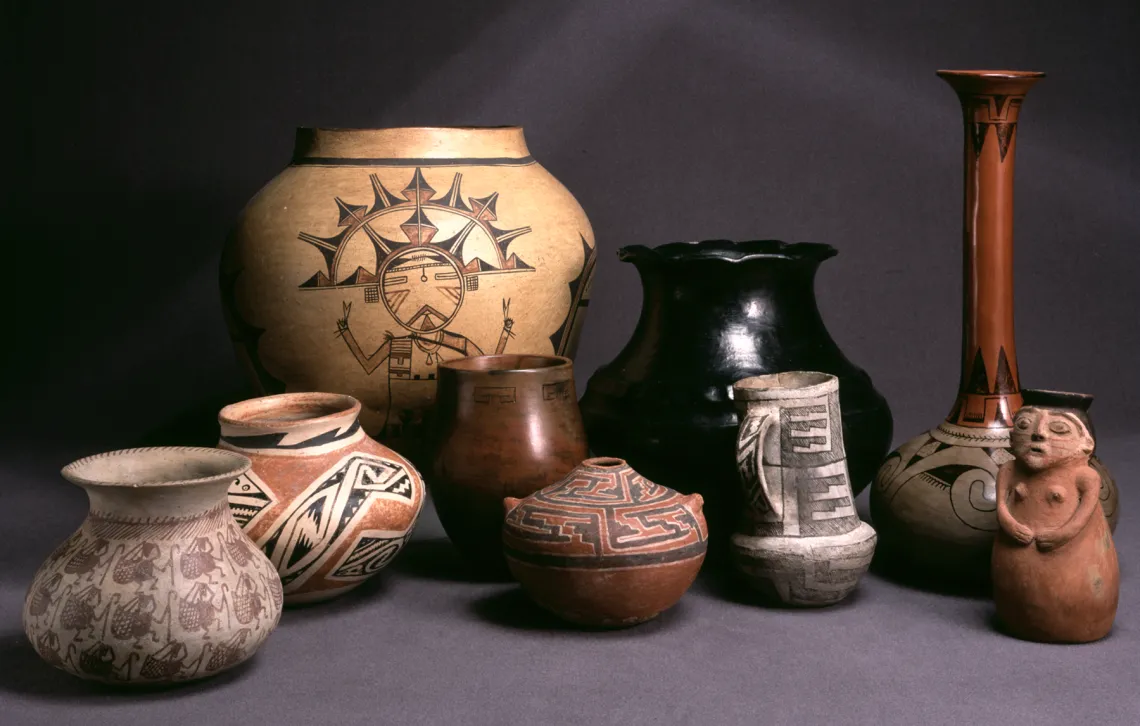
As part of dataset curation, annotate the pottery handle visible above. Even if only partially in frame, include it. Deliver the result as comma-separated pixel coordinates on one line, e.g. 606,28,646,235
736,410,780,519
503,496,522,516
685,493,705,513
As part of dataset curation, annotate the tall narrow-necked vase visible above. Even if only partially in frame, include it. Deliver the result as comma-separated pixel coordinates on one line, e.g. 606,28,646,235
221,126,597,469
870,70,1119,586
579,240,892,557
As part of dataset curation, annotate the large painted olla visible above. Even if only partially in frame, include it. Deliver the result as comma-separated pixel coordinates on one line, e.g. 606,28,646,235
221,127,596,464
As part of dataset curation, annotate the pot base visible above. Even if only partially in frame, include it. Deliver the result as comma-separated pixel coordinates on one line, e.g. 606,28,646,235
506,556,704,628
731,523,876,607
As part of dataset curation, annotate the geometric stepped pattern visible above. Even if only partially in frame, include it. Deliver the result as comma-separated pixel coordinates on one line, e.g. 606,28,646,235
503,461,707,569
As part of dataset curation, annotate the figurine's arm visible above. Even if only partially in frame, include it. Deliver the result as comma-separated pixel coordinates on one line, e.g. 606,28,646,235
1036,469,1100,552
430,331,482,356
336,302,391,375
494,299,514,355
996,461,1034,545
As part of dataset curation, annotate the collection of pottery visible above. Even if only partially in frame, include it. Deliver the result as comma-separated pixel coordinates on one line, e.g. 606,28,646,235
579,240,893,561
431,354,588,576
23,68,1123,685
869,71,1119,589
221,126,597,470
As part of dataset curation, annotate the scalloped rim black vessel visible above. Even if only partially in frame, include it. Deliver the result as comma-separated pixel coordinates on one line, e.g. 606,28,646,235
579,238,892,562
617,239,840,264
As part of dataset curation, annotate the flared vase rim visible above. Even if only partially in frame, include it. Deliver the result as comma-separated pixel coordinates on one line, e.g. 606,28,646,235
618,239,837,265
218,392,361,431
936,69,1045,96
61,447,251,490
733,371,837,400
935,70,1046,80
439,353,573,375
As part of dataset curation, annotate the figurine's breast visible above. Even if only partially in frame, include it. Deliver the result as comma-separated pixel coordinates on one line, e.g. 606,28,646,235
1008,475,1080,528
1046,485,1067,506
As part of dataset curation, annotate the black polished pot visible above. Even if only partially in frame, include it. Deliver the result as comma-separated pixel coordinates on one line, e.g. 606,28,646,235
579,240,892,558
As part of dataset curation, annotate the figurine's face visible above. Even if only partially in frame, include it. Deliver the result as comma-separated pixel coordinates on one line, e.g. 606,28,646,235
1011,407,1093,471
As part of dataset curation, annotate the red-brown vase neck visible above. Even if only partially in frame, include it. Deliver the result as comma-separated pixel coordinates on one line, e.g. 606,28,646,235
939,70,1043,429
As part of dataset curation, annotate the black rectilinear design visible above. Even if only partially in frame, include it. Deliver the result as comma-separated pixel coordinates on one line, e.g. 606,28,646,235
503,464,707,569
966,95,1024,163
542,381,572,401
220,419,362,451
473,386,516,404
549,234,597,355
329,532,411,581
260,455,414,590
227,475,274,528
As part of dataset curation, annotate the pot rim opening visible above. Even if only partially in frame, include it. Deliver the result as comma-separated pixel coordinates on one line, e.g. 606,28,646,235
439,354,573,375
218,392,361,430
618,239,837,265
582,457,627,469
734,371,837,399
61,447,251,489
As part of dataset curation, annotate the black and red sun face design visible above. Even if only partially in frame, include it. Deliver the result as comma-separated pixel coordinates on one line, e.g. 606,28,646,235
380,247,463,333
298,167,533,333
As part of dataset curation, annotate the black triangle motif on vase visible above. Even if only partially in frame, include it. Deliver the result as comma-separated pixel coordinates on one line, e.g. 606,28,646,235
964,348,991,394
993,346,1017,393
995,123,1017,162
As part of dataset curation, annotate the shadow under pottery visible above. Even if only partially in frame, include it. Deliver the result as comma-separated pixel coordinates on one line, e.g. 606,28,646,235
469,586,687,635
986,610,1119,645
0,629,258,700
869,547,992,600
391,538,514,584
275,569,393,623
696,568,867,611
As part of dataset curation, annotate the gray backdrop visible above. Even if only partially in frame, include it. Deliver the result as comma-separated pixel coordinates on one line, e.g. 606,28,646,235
3,1,1138,724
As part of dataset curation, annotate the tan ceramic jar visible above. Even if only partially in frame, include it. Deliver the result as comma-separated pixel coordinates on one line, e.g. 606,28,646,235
221,127,597,465
23,447,282,684
218,392,425,605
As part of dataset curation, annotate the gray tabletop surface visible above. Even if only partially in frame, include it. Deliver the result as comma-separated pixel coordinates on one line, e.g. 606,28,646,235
1,435,1137,726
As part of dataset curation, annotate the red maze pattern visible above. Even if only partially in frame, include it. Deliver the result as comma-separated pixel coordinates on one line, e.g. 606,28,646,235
503,465,707,568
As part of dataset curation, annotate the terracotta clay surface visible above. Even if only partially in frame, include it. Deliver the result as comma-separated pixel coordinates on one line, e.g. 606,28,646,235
431,354,588,575
579,240,891,563
732,372,876,606
23,448,282,684
992,390,1119,643
502,457,707,627
221,127,596,469
870,70,1119,586
219,392,424,605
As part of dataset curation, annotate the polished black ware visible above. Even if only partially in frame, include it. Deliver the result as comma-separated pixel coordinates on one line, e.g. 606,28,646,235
579,240,892,556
